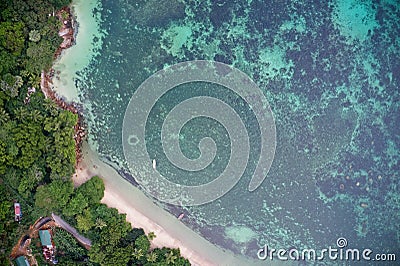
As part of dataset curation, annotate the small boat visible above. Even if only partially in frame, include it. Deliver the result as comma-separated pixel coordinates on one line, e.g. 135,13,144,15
177,213,184,220
152,159,156,170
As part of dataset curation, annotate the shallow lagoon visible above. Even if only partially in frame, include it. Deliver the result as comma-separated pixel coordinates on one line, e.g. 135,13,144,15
69,0,399,262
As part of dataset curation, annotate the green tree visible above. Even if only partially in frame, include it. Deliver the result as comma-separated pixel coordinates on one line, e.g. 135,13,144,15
18,164,44,199
0,21,25,55
148,231,156,241
75,176,105,203
1,167,20,191
87,244,106,264
42,99,59,116
76,208,94,232
49,0,73,9
93,205,131,247
151,248,190,265
146,252,158,263
0,48,17,75
27,109,44,124
135,235,150,254
28,73,40,88
0,141,7,174
89,244,132,266
165,250,177,265
0,184,12,236
1,73,20,97
95,217,107,229
64,192,88,217
14,75,23,88
25,40,54,73
12,106,29,122
0,199,11,221
132,234,151,265
42,135,53,153
0,107,10,125
44,110,77,180
29,29,41,42
53,229,87,262
132,247,145,260
12,122,45,169
120,228,146,247
35,179,74,213
0,120,17,174
0,0,90,263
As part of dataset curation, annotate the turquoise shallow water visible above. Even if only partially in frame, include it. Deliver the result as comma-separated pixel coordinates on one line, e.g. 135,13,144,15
77,0,400,262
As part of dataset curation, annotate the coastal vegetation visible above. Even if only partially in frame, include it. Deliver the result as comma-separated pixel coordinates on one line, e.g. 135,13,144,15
0,0,190,265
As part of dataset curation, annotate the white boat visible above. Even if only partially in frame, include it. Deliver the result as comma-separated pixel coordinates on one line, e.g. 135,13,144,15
152,159,156,170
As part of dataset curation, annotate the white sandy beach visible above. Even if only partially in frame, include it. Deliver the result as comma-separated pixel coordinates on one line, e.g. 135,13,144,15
55,1,274,265
73,142,267,266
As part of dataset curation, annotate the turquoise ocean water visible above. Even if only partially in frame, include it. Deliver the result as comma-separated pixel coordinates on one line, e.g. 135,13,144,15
76,0,400,263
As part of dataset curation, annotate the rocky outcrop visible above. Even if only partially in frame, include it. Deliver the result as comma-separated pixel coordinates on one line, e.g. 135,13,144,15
41,70,86,165
41,6,86,165
54,7,75,58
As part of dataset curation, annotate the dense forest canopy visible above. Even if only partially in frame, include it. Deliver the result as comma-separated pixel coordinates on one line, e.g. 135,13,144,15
0,0,190,265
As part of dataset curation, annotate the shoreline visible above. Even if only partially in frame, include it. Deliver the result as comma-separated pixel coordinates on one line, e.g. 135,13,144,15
40,4,86,165
43,1,227,264
73,142,264,266
50,0,105,102
40,4,86,164
48,1,267,265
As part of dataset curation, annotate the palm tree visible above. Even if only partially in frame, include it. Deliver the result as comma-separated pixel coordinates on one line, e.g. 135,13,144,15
43,100,59,116
146,252,158,263
13,106,29,121
29,109,43,123
0,108,10,124
43,137,53,153
31,164,43,181
14,75,23,88
29,30,41,42
132,248,144,260
165,250,177,265
148,231,156,241
28,74,40,88
95,218,107,229
20,70,30,78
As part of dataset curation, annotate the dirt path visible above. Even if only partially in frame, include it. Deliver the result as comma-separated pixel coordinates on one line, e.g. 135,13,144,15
52,213,92,249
